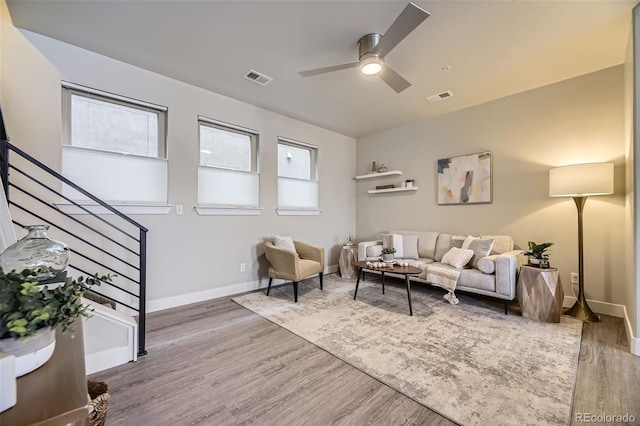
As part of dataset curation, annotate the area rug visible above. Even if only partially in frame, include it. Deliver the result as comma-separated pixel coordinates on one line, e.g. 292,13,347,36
232,274,583,425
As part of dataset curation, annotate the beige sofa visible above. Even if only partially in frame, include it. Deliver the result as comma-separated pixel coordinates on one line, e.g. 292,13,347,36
358,231,522,312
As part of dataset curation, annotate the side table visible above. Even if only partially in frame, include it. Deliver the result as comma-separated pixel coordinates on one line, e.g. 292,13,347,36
517,265,563,323
339,245,358,279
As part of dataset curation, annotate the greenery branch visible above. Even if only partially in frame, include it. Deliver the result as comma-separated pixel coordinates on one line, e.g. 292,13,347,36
381,247,397,255
0,270,113,340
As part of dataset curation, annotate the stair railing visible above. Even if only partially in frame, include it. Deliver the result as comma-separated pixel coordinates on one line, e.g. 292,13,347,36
0,108,148,356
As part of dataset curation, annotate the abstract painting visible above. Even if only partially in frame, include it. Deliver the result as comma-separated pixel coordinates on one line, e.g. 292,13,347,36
437,151,492,205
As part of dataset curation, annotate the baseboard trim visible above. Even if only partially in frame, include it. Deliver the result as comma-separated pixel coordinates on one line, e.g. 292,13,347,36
147,266,339,313
563,296,639,356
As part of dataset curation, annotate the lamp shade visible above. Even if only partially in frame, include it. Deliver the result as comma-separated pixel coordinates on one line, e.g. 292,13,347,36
549,162,614,197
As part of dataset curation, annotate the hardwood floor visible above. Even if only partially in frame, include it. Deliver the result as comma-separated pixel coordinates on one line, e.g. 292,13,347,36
90,277,640,426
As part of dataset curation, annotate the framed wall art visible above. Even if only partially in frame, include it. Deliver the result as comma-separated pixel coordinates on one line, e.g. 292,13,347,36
437,151,492,205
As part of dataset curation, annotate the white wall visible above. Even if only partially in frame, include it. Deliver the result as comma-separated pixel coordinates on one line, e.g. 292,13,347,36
357,66,627,311
0,2,356,309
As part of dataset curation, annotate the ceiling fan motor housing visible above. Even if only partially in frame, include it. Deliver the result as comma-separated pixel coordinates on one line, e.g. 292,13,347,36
358,33,382,59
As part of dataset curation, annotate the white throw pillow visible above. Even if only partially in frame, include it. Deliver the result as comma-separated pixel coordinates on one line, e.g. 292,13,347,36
392,233,404,258
402,234,419,259
272,235,296,252
477,256,496,274
441,247,474,269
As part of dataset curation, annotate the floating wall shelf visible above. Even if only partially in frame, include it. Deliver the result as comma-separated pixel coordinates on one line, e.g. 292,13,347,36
368,187,419,194
354,170,402,180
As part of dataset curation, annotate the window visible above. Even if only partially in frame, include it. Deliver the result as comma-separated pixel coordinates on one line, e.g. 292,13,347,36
61,82,168,207
196,116,260,215
277,137,320,215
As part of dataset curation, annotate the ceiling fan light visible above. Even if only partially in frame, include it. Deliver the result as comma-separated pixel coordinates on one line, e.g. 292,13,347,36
360,56,383,75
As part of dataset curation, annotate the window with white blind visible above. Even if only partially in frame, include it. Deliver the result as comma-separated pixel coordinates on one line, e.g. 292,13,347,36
277,137,320,216
195,116,261,216
61,82,168,212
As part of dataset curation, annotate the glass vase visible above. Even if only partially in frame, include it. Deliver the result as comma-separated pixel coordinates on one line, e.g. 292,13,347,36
0,225,70,281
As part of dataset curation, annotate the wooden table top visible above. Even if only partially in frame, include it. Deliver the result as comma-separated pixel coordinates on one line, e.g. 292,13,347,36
354,260,422,275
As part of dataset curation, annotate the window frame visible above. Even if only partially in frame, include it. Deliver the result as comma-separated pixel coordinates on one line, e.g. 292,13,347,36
276,136,321,216
195,116,262,216
60,82,170,213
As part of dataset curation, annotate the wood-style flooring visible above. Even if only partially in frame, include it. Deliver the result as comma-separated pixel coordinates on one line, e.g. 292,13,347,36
89,276,640,426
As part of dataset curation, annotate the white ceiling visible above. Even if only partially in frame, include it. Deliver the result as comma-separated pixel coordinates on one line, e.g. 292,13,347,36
6,0,637,138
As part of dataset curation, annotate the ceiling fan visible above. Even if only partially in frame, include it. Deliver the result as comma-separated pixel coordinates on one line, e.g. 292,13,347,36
298,2,430,94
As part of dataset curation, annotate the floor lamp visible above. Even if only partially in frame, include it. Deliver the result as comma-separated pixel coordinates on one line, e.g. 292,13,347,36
549,162,614,322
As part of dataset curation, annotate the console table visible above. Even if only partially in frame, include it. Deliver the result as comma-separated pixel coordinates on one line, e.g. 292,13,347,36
0,320,89,425
517,265,563,323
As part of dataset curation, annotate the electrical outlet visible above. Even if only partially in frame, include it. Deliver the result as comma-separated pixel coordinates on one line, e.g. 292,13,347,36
240,263,246,272
176,204,184,215
571,273,579,284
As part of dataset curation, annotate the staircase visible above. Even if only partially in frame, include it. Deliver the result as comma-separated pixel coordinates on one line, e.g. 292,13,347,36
0,106,148,372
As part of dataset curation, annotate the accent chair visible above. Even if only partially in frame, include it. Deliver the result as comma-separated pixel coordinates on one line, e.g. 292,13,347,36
264,240,324,302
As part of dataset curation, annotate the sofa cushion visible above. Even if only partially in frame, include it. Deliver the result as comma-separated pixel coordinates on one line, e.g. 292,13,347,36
468,238,494,269
441,247,474,269
458,268,496,292
402,234,419,259
477,255,496,274
272,235,296,253
434,234,452,261
462,235,478,249
480,235,514,255
416,231,439,259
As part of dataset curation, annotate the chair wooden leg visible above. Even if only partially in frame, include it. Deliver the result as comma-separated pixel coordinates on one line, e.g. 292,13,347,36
319,272,324,290
267,277,273,296
293,281,298,302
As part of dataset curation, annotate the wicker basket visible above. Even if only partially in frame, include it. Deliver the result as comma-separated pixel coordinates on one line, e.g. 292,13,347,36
87,380,110,426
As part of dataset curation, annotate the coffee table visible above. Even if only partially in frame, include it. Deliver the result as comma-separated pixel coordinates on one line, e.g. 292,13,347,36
353,260,422,316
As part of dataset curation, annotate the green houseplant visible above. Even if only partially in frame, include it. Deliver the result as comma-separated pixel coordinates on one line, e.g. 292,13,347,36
523,241,554,267
381,246,396,262
0,269,110,376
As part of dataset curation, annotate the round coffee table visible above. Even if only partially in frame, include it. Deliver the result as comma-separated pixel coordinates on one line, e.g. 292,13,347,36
353,260,422,316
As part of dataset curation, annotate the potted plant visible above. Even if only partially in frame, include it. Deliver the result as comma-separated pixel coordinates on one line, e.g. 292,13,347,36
0,269,110,376
405,179,415,188
381,246,396,262
523,241,554,268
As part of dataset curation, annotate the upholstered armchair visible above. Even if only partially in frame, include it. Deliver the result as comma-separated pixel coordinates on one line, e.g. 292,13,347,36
264,240,325,302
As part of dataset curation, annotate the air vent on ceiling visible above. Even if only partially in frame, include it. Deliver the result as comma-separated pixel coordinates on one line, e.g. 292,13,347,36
243,69,273,86
426,90,454,103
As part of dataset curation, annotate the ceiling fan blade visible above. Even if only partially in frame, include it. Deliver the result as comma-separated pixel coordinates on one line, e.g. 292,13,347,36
299,62,360,77
374,2,430,58
378,65,411,93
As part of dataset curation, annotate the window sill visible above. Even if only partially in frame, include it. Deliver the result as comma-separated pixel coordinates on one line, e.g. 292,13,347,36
195,206,263,216
276,208,322,216
55,203,173,215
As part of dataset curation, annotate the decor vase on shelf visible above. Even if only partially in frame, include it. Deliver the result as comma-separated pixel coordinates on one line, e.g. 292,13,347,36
377,163,388,173
0,225,70,282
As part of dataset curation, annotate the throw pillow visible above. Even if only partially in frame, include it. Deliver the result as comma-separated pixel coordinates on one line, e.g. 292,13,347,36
441,247,474,269
272,235,296,253
467,238,494,269
392,233,404,258
366,245,383,258
450,235,465,249
402,234,419,259
382,233,393,249
477,256,496,274
462,235,478,250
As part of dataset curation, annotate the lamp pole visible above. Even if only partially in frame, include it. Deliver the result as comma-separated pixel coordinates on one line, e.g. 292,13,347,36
563,196,600,322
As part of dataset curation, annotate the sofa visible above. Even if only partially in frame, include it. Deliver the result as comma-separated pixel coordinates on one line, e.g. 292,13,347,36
358,231,522,312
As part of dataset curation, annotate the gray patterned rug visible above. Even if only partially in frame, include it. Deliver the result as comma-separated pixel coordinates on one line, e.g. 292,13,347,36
232,274,583,425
